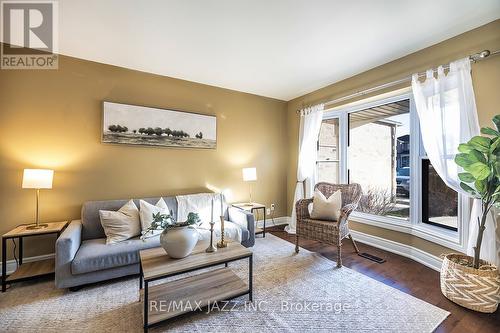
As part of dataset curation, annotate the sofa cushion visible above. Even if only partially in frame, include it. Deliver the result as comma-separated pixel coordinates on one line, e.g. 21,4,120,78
99,200,141,244
71,236,160,275
139,198,170,238
81,197,177,240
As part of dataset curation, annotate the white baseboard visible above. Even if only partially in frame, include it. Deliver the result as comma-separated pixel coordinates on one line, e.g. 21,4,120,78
256,216,289,228
350,230,442,272
0,253,55,275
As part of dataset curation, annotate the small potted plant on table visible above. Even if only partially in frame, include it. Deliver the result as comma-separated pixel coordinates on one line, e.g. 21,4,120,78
441,115,500,313
142,211,201,259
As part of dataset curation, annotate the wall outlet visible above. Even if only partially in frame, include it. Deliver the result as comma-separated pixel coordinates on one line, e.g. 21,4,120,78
266,208,271,215
270,203,275,211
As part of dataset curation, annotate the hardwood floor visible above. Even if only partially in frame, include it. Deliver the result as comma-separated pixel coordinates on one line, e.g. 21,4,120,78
267,226,500,333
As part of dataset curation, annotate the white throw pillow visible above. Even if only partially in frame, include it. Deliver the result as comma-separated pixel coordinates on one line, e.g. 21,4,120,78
139,198,170,238
310,189,342,221
99,200,141,244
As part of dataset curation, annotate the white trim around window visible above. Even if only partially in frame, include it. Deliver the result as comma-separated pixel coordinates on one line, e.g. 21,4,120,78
322,90,469,252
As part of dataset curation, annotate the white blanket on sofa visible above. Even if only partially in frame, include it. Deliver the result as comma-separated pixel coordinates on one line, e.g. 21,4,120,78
176,193,242,242
196,220,242,243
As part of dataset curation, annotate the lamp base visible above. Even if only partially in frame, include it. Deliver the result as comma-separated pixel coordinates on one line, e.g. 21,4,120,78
26,223,48,230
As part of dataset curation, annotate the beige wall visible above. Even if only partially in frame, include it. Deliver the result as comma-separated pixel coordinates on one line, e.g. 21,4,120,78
0,53,288,260
287,20,500,256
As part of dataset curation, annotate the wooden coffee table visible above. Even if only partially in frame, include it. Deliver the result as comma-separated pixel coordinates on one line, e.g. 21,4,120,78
139,242,253,332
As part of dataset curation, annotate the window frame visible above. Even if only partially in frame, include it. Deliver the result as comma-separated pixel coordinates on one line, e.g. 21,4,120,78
320,90,469,252
316,117,342,184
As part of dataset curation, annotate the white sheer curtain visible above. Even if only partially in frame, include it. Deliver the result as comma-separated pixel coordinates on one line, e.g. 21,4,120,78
412,58,480,190
412,58,498,266
285,104,324,234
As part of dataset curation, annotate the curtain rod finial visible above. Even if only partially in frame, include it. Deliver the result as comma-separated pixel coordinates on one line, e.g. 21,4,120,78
471,50,490,62
479,50,491,58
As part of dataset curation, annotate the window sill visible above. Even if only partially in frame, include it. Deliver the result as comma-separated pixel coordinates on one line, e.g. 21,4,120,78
349,212,464,252
350,212,412,233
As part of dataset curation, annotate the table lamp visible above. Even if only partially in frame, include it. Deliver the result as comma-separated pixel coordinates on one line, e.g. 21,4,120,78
22,169,53,229
242,167,257,204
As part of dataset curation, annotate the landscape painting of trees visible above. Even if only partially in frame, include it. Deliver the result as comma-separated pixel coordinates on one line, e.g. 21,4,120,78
102,102,217,149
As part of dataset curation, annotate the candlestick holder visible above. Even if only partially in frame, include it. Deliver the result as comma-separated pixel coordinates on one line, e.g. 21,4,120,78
205,221,217,253
217,215,227,248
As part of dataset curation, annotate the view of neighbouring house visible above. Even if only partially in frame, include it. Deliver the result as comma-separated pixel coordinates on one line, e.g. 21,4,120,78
349,120,397,197
317,100,411,219
317,118,340,184
317,98,459,228
397,134,410,169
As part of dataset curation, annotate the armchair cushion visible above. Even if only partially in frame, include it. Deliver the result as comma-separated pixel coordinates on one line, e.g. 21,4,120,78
310,189,342,221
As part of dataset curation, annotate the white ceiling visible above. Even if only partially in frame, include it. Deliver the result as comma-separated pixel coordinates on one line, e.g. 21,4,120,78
50,1,500,100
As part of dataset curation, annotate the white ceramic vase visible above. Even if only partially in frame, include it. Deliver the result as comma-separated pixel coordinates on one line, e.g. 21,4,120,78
160,226,198,259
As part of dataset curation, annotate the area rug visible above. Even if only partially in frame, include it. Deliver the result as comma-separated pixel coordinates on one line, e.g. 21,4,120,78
0,234,449,332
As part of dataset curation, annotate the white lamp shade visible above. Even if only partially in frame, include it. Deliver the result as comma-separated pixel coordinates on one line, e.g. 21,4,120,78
242,167,257,182
22,169,54,189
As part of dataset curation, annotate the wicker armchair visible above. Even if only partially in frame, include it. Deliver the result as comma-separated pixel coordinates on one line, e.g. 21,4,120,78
295,182,362,268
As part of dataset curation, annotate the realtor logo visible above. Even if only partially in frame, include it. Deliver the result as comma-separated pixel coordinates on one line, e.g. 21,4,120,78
1,0,58,69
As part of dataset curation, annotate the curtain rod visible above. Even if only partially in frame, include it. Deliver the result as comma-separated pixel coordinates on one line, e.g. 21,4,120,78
296,49,499,113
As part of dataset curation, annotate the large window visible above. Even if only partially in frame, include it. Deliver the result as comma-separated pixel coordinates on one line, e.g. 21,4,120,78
315,92,468,251
347,100,410,220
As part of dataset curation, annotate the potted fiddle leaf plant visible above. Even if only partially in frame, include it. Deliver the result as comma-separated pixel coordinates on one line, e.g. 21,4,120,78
440,115,500,313
142,211,201,259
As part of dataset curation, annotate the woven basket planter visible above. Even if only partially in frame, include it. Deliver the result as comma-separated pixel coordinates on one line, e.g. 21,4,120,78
440,253,500,313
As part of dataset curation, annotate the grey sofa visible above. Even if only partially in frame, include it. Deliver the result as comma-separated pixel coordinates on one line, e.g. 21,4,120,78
55,195,255,289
